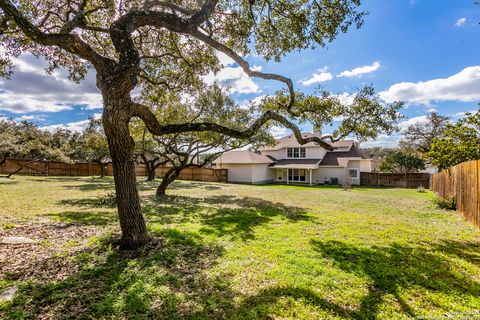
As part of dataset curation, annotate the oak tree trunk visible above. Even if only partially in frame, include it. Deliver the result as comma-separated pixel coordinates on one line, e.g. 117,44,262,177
99,163,107,178
156,168,179,196
102,92,149,249
146,161,156,181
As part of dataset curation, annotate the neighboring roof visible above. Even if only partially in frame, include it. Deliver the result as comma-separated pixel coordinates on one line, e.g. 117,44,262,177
319,144,369,166
213,150,274,164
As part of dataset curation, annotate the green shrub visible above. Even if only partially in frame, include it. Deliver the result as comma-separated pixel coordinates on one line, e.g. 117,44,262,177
433,196,457,210
98,191,117,207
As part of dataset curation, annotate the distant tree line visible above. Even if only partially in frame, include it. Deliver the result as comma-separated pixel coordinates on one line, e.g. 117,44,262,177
0,100,272,194
365,109,480,172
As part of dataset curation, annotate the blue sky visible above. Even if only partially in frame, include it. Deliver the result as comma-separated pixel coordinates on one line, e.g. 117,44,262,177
0,0,479,147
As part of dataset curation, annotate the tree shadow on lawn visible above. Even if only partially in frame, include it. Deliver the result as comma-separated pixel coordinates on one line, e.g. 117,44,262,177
0,228,344,319
310,239,480,319
54,192,311,241
61,181,115,192
48,210,117,225
0,229,231,319
143,194,312,241
156,180,226,191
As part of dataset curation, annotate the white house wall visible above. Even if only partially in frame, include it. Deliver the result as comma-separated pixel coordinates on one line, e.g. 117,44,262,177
261,149,285,160
313,167,347,184
359,160,372,172
216,163,273,184
216,164,253,183
251,164,275,183
306,147,328,159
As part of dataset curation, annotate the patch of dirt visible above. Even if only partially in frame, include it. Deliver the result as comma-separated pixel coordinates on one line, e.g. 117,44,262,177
0,222,112,283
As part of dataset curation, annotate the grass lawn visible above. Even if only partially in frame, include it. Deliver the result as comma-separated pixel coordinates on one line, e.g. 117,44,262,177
0,176,479,319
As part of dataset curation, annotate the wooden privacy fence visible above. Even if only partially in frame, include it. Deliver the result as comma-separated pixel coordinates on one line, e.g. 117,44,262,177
360,172,431,188
0,158,228,183
430,160,480,229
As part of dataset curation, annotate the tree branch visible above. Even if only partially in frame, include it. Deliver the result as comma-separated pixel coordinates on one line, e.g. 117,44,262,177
188,29,296,112
0,0,111,69
131,102,333,150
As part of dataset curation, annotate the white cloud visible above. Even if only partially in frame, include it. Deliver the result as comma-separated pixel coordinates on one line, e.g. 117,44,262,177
270,125,290,138
337,61,381,78
455,17,466,27
336,92,356,105
42,113,101,132
14,114,46,122
363,115,433,148
300,67,333,86
454,109,478,117
427,108,438,112
0,53,103,114
379,66,480,104
239,95,267,109
216,51,235,67
398,115,429,130
203,67,260,94
362,133,402,148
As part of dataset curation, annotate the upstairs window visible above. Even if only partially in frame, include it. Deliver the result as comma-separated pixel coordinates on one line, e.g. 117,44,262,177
287,147,306,158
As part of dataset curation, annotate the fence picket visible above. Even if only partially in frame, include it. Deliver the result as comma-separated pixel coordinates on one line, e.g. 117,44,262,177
0,158,227,183
360,172,430,188
431,160,480,229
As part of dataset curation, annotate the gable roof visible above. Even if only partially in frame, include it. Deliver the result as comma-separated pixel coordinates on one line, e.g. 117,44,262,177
260,132,355,151
260,132,322,151
330,140,354,149
213,150,274,164
319,144,368,166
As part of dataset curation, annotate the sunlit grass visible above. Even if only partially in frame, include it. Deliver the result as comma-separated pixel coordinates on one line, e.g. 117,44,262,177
0,176,479,319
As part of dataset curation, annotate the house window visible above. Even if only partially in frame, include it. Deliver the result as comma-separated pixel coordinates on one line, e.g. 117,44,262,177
287,147,306,158
348,169,358,178
288,169,306,182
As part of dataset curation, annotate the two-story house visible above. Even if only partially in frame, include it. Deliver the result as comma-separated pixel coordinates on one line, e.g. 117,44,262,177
212,130,372,185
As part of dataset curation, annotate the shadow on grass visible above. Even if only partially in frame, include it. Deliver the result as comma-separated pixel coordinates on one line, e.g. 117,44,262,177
310,239,480,319
62,181,115,192
139,180,226,191
143,194,311,241
49,210,117,225
0,229,230,319
1,229,479,318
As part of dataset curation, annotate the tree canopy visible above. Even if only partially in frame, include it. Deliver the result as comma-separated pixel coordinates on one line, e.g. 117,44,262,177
428,110,480,170
0,0,404,248
0,119,75,162
379,150,426,173
132,85,274,194
399,112,450,154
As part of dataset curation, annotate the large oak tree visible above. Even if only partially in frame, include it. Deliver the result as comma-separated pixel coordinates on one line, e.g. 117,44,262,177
0,0,402,248
131,84,274,195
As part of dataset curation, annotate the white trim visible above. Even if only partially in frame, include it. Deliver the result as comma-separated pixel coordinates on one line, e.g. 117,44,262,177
286,147,307,159
348,168,360,178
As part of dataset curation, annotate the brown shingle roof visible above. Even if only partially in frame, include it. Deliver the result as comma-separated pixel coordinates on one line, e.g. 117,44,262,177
269,159,322,166
319,144,368,166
